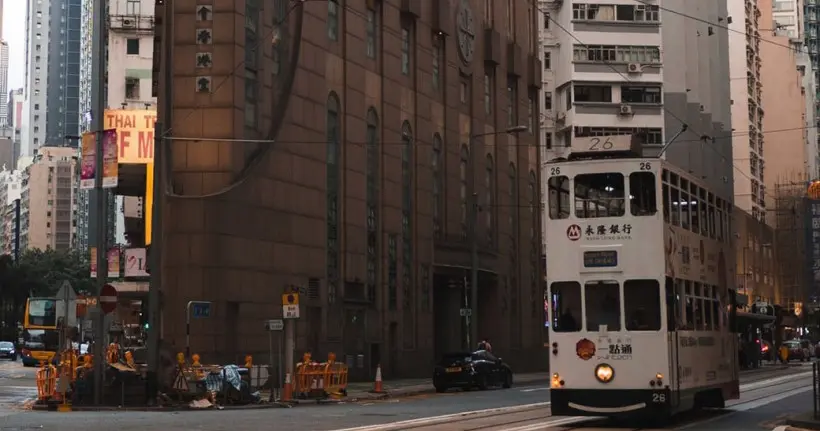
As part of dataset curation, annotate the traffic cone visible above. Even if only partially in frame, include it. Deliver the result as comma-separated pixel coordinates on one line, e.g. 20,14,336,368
371,364,384,393
282,373,292,402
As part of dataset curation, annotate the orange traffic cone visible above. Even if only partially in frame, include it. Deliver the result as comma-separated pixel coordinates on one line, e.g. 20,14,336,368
282,372,292,402
371,364,384,393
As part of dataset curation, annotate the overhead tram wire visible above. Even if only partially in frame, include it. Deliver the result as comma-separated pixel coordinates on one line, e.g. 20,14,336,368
541,11,785,203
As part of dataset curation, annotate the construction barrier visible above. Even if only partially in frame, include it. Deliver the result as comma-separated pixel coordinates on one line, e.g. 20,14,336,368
36,362,57,402
293,352,349,400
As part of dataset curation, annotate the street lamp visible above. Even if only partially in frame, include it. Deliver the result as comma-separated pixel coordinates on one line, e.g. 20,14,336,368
467,125,529,349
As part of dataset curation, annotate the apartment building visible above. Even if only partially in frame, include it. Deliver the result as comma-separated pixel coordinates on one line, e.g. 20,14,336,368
78,0,157,251
541,0,733,200
22,0,49,156
0,169,21,256
19,147,78,251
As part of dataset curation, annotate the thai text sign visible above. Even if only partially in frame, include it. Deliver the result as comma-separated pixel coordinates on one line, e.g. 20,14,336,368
103,109,157,163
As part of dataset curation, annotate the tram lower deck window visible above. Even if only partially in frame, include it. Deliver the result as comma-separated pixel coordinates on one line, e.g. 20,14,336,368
585,280,621,331
550,281,582,332
624,280,661,331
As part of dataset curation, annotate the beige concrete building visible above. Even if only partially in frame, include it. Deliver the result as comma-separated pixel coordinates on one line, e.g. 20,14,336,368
733,206,776,307
19,146,78,251
154,0,544,377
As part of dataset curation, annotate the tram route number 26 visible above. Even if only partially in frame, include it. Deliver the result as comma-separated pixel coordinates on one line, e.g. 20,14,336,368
651,392,667,403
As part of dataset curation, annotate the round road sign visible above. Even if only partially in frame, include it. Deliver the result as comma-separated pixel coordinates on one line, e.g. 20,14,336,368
100,284,118,314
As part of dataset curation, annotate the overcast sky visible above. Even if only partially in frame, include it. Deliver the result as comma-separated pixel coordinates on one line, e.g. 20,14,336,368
6,0,27,91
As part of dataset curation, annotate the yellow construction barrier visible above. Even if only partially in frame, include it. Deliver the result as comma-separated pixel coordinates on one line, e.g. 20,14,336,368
293,352,349,399
36,361,57,402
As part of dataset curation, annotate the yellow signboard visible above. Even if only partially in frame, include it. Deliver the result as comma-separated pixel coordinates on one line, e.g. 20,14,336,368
282,293,299,306
103,109,157,164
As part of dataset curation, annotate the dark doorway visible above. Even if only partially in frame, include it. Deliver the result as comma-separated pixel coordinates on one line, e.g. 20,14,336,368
433,273,465,361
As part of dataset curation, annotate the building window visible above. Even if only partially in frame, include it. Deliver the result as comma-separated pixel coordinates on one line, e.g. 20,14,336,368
620,86,662,104
432,134,443,238
485,155,494,244
460,144,469,238
573,44,661,63
366,7,377,58
432,35,443,91
544,92,553,110
543,51,551,70
245,69,257,127
125,77,139,99
328,0,339,41
326,92,341,304
528,91,536,134
506,0,514,40
366,108,379,303
507,76,518,126
529,170,537,238
460,75,469,104
572,4,660,22
401,122,413,325
484,71,493,115
126,38,139,55
573,85,612,103
388,234,397,309
509,163,517,233
544,11,550,28
401,25,411,75
126,0,140,15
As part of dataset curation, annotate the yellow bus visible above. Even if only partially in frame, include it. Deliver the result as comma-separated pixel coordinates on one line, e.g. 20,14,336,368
21,297,59,367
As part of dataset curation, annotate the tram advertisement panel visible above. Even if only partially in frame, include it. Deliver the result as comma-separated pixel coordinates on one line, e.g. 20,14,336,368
664,225,729,289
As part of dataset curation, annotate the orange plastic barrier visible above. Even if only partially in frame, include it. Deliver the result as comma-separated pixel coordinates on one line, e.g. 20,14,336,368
36,362,57,402
293,352,349,399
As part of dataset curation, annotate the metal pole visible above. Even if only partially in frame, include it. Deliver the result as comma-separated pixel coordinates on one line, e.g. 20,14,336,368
91,0,107,406
278,332,283,399
268,328,273,401
468,133,479,350
185,302,191,359
284,319,294,382
743,247,748,303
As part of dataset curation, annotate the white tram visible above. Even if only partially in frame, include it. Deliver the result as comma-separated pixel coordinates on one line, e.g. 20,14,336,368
545,150,739,420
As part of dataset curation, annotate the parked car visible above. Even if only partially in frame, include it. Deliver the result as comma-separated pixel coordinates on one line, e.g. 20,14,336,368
433,350,513,393
0,341,17,360
783,340,810,361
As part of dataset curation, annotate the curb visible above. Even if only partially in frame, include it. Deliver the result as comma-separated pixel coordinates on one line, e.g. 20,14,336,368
787,419,820,430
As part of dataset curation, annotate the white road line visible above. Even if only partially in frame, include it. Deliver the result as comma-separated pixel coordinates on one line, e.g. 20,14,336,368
335,402,552,431
519,387,549,393
338,372,812,431
771,426,790,431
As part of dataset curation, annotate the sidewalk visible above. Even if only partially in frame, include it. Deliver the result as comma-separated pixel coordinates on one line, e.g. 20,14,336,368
788,412,820,430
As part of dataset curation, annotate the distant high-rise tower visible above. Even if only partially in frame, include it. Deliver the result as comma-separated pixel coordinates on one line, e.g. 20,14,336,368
0,41,9,127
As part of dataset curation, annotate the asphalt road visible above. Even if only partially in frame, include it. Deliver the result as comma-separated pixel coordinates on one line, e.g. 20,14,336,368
0,357,37,418
0,365,810,431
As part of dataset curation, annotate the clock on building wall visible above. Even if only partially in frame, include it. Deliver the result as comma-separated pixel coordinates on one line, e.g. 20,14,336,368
456,0,475,64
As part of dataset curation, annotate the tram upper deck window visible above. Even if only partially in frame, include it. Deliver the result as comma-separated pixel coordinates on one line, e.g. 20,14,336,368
679,179,691,229
624,280,661,331
574,173,625,218
629,172,657,216
548,175,571,219
689,183,700,233
550,281,582,332
585,280,621,331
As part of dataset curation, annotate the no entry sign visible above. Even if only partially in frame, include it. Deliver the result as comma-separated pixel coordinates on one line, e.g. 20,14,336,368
100,284,118,314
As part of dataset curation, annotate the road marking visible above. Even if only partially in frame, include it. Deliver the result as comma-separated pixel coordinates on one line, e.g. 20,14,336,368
676,385,812,430
338,372,811,431
335,402,551,431
771,426,789,431
519,387,549,393
501,416,593,431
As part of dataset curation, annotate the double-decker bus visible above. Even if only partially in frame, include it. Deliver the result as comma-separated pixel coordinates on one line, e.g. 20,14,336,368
21,297,60,366
545,140,739,420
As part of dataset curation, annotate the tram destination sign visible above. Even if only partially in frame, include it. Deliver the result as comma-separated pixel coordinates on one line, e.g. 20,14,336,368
583,250,618,268
574,134,638,154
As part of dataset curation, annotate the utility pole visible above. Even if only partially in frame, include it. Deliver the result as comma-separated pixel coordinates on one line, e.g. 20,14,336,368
91,0,107,406
146,0,172,404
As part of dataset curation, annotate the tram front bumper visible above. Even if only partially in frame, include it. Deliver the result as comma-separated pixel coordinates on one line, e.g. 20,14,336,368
550,388,671,417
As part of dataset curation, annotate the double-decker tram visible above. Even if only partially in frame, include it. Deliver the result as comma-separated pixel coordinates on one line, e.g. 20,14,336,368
545,137,738,420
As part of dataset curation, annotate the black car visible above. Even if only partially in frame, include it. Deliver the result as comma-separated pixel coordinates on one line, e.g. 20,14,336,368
433,350,513,392
0,341,17,360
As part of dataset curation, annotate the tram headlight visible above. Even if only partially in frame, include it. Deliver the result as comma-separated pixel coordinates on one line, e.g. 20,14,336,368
551,373,562,388
595,364,614,383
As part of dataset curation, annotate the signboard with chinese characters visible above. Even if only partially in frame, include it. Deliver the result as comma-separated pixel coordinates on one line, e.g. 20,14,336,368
595,335,633,360
664,225,728,288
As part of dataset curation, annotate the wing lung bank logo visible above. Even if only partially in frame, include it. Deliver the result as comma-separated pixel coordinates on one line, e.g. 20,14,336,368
576,338,596,360
567,224,582,241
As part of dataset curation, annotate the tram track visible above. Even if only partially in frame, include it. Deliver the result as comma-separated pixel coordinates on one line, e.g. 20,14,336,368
337,369,813,431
